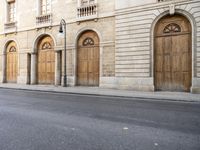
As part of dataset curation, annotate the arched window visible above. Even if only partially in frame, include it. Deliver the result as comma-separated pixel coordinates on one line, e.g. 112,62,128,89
42,42,52,50
83,38,94,46
163,23,181,34
9,46,17,52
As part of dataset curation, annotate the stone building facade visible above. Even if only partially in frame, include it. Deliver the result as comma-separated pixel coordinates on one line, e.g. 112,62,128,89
0,0,115,87
115,0,200,93
0,0,200,93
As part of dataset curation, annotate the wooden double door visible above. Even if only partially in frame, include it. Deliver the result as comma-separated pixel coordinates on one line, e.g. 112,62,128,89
37,36,55,84
154,15,192,92
6,41,18,83
77,31,99,86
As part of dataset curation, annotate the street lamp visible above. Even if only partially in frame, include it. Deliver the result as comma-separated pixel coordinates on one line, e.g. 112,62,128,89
59,19,67,87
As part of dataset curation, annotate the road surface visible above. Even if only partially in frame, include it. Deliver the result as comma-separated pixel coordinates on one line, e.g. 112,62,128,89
0,88,199,150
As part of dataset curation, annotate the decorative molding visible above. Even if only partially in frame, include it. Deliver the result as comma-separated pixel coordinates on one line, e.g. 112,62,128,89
169,4,175,15
4,22,17,34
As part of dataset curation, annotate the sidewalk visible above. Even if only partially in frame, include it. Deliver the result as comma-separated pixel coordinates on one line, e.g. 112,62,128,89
0,83,199,102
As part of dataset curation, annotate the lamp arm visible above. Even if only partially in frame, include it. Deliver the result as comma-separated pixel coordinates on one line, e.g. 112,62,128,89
60,19,66,25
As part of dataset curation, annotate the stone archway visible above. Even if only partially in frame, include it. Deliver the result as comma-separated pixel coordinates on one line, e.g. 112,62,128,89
77,30,100,86
154,14,192,92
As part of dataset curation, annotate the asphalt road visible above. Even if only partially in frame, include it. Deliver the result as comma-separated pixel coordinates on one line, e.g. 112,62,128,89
0,88,200,150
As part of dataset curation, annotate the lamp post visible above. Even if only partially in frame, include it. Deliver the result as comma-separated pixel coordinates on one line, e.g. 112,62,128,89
59,19,67,87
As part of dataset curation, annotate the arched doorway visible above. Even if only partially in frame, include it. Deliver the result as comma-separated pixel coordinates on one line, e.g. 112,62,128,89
77,30,100,86
6,41,18,83
37,36,55,84
154,14,192,92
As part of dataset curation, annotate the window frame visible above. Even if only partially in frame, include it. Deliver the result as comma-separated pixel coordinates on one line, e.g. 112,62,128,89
7,1,16,23
37,0,51,16
78,0,97,7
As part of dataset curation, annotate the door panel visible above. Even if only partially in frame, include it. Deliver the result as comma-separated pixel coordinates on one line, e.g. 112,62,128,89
6,41,18,83
77,31,99,86
154,15,191,92
37,36,55,84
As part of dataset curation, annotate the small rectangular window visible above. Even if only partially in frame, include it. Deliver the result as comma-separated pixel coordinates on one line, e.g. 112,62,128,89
8,2,16,22
41,0,51,15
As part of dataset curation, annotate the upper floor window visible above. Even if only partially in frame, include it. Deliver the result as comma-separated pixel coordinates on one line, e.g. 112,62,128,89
8,1,16,22
4,0,17,32
36,0,52,26
81,0,95,6
77,0,98,20
41,0,51,15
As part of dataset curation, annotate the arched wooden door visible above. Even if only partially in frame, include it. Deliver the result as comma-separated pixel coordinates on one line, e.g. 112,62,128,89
6,41,18,83
154,14,192,92
77,31,100,86
37,36,55,84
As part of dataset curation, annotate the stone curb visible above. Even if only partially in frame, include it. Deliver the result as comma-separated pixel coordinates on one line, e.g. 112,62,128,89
0,86,199,103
